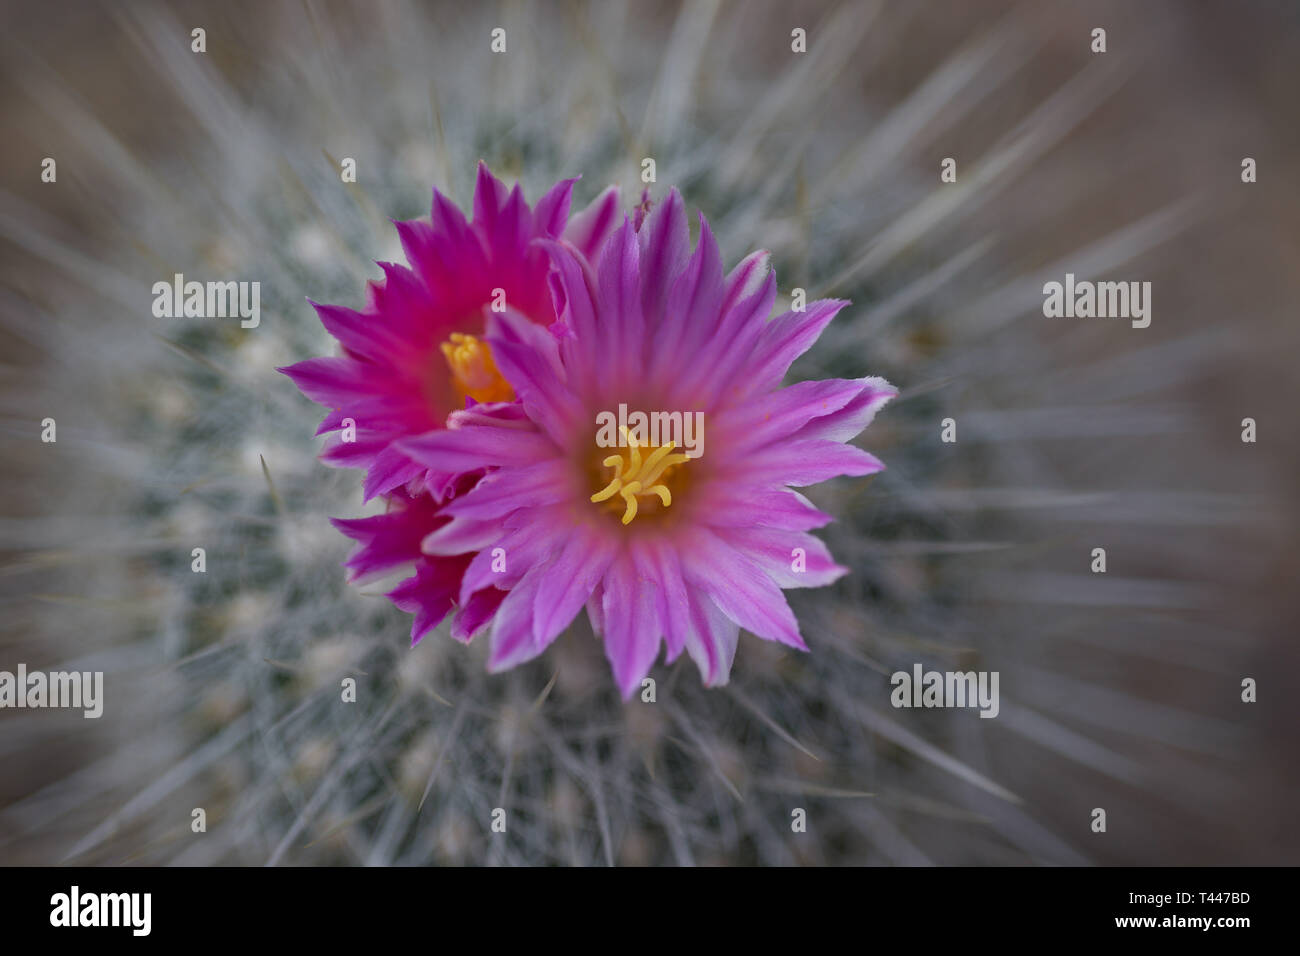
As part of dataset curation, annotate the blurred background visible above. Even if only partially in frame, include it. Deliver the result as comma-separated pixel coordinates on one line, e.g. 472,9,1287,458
1,0,1297,865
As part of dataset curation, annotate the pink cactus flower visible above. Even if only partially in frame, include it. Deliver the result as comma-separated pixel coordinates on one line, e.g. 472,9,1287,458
398,190,896,695
280,164,618,645
280,162,619,502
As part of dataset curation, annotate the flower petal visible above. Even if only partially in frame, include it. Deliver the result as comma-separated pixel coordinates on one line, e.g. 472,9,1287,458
595,217,645,376
655,214,723,390
721,249,771,313
388,555,471,646
563,184,620,261
681,529,806,650
533,176,579,238
600,555,662,699
637,188,689,325
487,563,551,672
278,356,388,408
441,459,571,521
533,527,617,647
737,439,885,487
398,423,554,473
745,298,849,394
635,539,691,662
450,587,507,643
472,160,510,229
713,527,847,589
362,445,427,502
456,515,559,602
715,378,868,454
309,299,406,362
484,310,582,441
792,376,897,443
683,588,740,687
699,489,834,531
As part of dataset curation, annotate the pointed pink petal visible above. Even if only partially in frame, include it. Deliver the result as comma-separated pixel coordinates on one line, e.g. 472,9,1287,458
683,588,740,687
700,489,833,531
532,527,617,647
688,268,778,402
388,555,470,646
713,527,847,589
533,176,579,238
680,529,806,650
601,555,662,698
792,376,897,442
309,300,405,361
536,237,599,342
278,356,387,407
362,446,427,502
487,564,550,672
594,217,644,374
721,249,771,313
441,459,570,521
655,213,723,386
637,188,688,325
398,423,554,473
744,298,849,393
563,184,620,260
457,516,557,602
636,539,691,662
737,440,885,487
484,310,582,441
472,160,510,228
420,515,501,557
717,378,870,454
450,587,507,643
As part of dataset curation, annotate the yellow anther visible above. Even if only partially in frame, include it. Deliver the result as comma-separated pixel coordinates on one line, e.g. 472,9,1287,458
590,476,622,503
440,332,514,404
590,427,689,525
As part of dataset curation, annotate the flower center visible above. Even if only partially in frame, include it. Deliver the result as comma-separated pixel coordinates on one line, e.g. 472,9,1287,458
440,333,514,405
590,428,690,525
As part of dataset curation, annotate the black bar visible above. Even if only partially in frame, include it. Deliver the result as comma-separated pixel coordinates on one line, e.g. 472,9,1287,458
0,866,1280,942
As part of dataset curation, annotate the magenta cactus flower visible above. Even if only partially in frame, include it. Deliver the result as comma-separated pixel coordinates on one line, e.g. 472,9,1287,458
280,164,619,645
397,190,896,695
327,475,502,645
280,162,619,502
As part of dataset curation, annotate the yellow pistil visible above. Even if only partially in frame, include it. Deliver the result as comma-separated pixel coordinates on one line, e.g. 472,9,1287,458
440,332,514,404
590,428,690,525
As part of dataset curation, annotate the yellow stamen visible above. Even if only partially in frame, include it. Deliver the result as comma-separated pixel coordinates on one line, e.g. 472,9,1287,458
440,332,514,404
590,427,689,525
